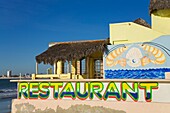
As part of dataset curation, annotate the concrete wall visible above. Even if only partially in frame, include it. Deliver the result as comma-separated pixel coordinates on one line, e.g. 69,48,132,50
11,79,170,113
11,99,170,113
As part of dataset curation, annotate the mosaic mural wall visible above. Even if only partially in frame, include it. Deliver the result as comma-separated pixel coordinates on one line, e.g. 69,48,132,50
104,36,170,79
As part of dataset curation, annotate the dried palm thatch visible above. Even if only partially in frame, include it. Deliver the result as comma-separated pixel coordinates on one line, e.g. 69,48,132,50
134,18,151,28
36,39,110,64
150,0,170,14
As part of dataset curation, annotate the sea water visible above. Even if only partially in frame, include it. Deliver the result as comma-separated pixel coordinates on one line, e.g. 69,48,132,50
0,79,17,113
105,68,170,79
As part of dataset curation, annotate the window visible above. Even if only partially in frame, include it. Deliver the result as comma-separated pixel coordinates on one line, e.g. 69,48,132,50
94,59,103,79
80,59,86,75
62,61,71,74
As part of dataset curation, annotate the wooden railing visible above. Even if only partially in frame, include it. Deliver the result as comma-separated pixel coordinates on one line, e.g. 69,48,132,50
31,73,85,80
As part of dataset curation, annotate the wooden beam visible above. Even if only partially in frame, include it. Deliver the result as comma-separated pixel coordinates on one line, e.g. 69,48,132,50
36,62,38,74
53,61,57,74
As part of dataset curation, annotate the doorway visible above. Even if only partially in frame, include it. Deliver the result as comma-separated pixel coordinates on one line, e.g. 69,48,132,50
94,59,103,79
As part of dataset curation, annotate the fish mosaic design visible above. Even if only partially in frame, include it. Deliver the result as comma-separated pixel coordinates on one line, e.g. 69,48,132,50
104,36,170,79
141,44,166,65
106,46,128,67
106,44,166,68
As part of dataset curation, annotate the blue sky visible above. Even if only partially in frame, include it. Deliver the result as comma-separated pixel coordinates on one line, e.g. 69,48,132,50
0,0,151,75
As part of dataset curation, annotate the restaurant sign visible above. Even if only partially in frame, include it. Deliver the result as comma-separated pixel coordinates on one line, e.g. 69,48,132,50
18,81,159,102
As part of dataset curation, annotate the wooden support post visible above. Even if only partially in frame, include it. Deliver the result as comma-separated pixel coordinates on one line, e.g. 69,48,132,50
71,60,77,75
89,58,94,79
69,61,72,79
53,61,57,74
77,60,81,75
71,60,77,79
57,61,62,75
86,57,90,79
36,62,38,74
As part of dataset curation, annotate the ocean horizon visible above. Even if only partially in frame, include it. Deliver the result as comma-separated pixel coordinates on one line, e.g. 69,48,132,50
0,79,22,113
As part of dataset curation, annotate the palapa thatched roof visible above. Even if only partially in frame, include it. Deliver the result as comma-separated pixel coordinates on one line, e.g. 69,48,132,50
150,0,170,14
36,39,110,64
133,18,151,28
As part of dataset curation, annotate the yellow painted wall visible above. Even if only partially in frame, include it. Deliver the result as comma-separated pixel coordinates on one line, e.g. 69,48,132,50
109,22,163,45
152,14,170,34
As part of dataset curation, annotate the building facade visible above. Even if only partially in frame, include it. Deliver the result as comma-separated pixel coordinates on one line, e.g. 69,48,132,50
33,0,170,80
